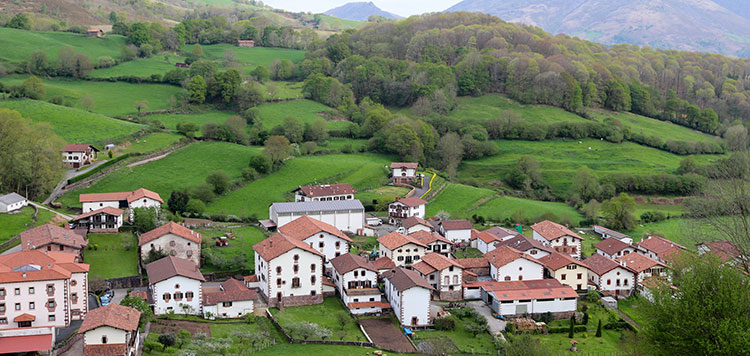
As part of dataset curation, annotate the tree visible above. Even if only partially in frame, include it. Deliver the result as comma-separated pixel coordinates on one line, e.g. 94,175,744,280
263,136,292,168
79,96,95,111
595,320,602,337
568,315,575,338
72,54,93,78
209,69,241,103
304,119,328,142
28,51,53,76
109,11,118,24
385,123,424,161
282,117,305,143
134,100,149,114
133,207,158,233
176,122,199,137
571,167,601,202
206,171,230,195
22,76,46,99
249,155,271,175
158,333,177,350
187,75,207,104
190,44,204,59
678,156,699,175
724,124,748,151
503,334,551,356
185,199,205,215
465,321,488,336
7,13,31,30
601,193,636,230
167,190,190,214
120,45,137,61
436,132,463,177
250,65,270,82
235,82,264,111
176,329,191,348
120,295,153,328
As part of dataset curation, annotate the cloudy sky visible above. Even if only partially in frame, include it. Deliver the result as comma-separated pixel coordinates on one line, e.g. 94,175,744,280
261,0,460,17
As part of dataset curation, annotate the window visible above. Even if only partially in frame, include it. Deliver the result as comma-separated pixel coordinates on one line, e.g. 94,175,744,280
29,302,35,310
530,250,537,255
222,302,233,307
0,318,6,324
15,303,20,311
518,275,523,281
175,284,180,289
354,271,358,278
335,241,341,249
14,288,20,295
163,293,171,301
429,275,435,281
59,245,64,251
444,276,450,285
567,265,577,270
624,279,629,286
414,255,420,260
186,250,192,257
397,256,404,261
102,336,108,344
311,264,316,272
49,315,55,322
277,278,282,287
276,266,282,274
0,289,4,297
453,275,459,284
577,273,582,279
293,265,299,273
174,292,183,301
48,300,55,308
0,304,5,312
607,279,611,285
561,274,566,280
294,254,299,261
47,246,52,251
518,266,523,271
170,250,176,256
311,290,316,296
72,293,77,304
186,292,194,301
318,242,324,248
311,276,316,284
292,277,300,288
28,287,34,295
71,280,77,286
449,266,454,272
504,276,511,281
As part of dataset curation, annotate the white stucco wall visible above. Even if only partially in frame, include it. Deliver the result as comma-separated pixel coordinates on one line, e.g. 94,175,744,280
495,295,577,316
203,300,254,319
0,279,69,330
302,232,350,269
391,167,417,178
84,326,128,345
273,210,364,233
0,199,28,213
400,287,431,326
379,243,425,267
129,198,162,210
141,233,201,266
255,248,322,301
596,247,637,260
491,258,544,281
592,267,635,293
550,265,588,291
406,225,432,234
442,229,471,243
152,276,202,315
83,201,120,213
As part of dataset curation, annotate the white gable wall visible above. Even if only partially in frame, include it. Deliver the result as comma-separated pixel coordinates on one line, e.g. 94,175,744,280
151,276,202,315
490,258,544,281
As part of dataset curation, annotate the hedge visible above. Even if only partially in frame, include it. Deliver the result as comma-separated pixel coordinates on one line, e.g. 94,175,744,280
68,153,131,184
548,325,587,334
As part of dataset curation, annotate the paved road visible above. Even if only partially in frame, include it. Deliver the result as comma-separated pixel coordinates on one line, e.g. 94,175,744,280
43,161,108,205
466,300,506,338
413,172,433,198
29,202,74,220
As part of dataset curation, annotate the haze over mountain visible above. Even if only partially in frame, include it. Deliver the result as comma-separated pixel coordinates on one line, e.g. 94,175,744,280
445,0,750,57
325,2,401,21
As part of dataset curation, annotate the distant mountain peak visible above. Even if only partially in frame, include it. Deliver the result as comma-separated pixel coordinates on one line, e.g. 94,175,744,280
324,2,402,21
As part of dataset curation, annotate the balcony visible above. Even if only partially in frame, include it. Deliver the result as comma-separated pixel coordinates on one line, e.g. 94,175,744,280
345,287,380,296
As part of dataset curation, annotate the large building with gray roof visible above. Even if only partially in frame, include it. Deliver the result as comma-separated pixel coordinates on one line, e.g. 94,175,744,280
0,193,28,213
266,200,365,233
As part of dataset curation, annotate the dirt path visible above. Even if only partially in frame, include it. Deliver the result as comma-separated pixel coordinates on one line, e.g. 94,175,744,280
127,151,171,168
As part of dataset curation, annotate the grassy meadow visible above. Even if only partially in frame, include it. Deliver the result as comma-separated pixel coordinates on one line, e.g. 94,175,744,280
198,226,266,273
117,132,184,155
180,44,306,74
592,110,721,144
270,297,366,341
0,99,143,143
0,28,127,64
257,100,350,130
0,206,56,244
84,233,139,279
147,110,237,131
90,53,186,78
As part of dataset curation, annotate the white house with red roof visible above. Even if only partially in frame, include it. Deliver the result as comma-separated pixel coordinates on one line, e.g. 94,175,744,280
473,279,578,318
583,254,635,297
20,224,88,261
390,162,419,184
71,207,123,233
409,230,452,257
485,245,545,282
438,220,473,243
79,188,163,221
530,220,583,259
330,253,389,315
80,304,141,356
139,222,201,266
202,278,258,319
616,253,668,285
595,238,639,260
496,234,553,259
377,232,427,267
145,256,205,315
636,235,686,263
293,183,357,202
475,230,506,254
402,216,434,234
412,253,463,300
267,200,364,233
278,216,352,271
253,233,324,308
388,196,427,225
62,144,98,168
383,267,433,327
696,241,748,270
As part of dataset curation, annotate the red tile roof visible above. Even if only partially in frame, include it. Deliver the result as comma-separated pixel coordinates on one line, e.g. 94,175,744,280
203,278,258,306
530,220,582,241
637,235,686,259
390,162,418,169
253,233,324,261
62,144,95,152
0,250,88,283
484,245,542,268
419,252,462,271
402,216,433,230
0,334,53,353
439,220,473,230
296,184,357,197
79,304,141,333
698,241,742,262
476,231,504,244
383,267,434,291
372,256,396,270
278,216,351,242
145,256,205,284
138,222,201,246
348,301,391,309
538,252,587,271
409,230,452,246
243,274,258,283
497,235,553,254
20,224,87,250
476,279,578,301
14,313,35,322
127,188,164,203
331,253,376,275
616,253,666,273
393,197,427,207
594,238,633,256
322,276,335,287
455,257,489,269
79,188,163,204
73,207,123,221
583,253,630,276
484,226,519,239
84,344,128,356
378,232,426,250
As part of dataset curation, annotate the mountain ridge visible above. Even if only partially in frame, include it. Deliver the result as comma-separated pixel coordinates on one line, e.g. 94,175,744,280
324,2,401,21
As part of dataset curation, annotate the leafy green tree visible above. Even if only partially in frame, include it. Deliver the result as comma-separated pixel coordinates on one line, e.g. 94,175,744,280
191,184,215,203
601,193,636,230
206,171,230,195
250,65,270,82
133,207,158,233
120,295,153,327
158,333,177,350
385,123,423,161
436,132,463,177
190,44,203,58
187,75,207,104
568,315,575,338
571,167,601,202
678,156,699,174
282,117,305,143
263,136,292,168
128,22,152,47
241,26,258,40
28,51,53,76
109,11,118,24
176,122,199,138
249,155,271,175
235,82,264,111
604,78,631,111
188,60,217,79
304,119,328,142
185,199,205,215
7,13,31,30
22,76,45,99
167,190,190,214
120,45,137,61
209,69,241,103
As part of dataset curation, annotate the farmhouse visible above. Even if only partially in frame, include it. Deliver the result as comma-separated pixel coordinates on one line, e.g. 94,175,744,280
330,253,389,315
293,183,357,202
20,224,87,261
71,207,123,233
437,220,473,243
0,193,27,213
409,230,452,257
146,256,205,315
474,279,578,318
202,278,257,319
455,257,490,279
402,216,434,234
62,144,99,168
267,200,364,233
79,304,140,356
485,245,545,282
538,252,589,291
496,234,553,259
696,241,748,269
595,238,639,260
86,28,104,38
278,216,352,270
377,232,427,268
383,267,433,327
388,197,427,225
484,226,520,240
412,253,463,300
616,253,668,284
79,188,163,216
253,233,324,308
390,162,418,184
175,62,188,68
583,254,635,297
372,256,396,275
636,235,687,263
237,39,255,47
139,222,202,266
475,230,505,254
530,220,583,259
593,225,633,244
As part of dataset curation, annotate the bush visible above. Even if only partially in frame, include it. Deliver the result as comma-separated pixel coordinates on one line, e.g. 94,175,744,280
640,210,667,223
505,322,516,334
586,289,602,303
434,316,456,331
549,326,587,334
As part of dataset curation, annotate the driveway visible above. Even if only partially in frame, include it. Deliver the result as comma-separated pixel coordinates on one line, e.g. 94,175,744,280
29,202,74,221
412,172,433,198
43,160,108,205
110,287,148,305
466,300,506,336
360,318,416,353
55,320,82,346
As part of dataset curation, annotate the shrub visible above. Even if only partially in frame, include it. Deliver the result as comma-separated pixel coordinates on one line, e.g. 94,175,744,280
504,322,516,334
434,316,456,331
158,333,177,350
549,326,587,334
596,320,603,337
640,210,667,223
587,289,602,303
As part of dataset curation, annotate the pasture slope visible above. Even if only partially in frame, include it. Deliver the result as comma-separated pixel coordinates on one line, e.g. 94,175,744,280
0,28,127,64
90,53,186,78
181,44,306,73
257,100,352,130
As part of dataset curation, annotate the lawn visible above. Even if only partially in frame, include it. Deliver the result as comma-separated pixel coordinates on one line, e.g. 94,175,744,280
627,218,698,249
257,100,350,130
425,181,496,217
317,138,369,152
198,226,267,273
537,301,633,354
260,81,304,101
471,195,585,224
349,235,379,256
0,28,128,64
58,142,262,208
356,186,411,206
84,233,139,279
0,206,56,243
0,100,143,144
0,75,183,116
618,296,650,329
180,44,306,74
414,309,496,354
453,248,484,259
90,53,186,78
634,202,685,218
117,132,184,155
269,297,366,341
206,153,391,217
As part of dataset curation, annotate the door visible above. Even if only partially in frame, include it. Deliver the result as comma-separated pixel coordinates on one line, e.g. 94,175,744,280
411,316,418,326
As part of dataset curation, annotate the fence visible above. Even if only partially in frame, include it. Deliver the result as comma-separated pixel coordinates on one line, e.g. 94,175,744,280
53,332,82,354
104,275,142,289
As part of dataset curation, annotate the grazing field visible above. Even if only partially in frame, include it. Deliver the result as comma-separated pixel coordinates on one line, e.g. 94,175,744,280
117,132,184,155
58,142,262,208
0,75,182,116
0,28,127,64
257,100,350,130
592,110,721,144
425,182,496,217
260,81,304,100
0,100,143,143
269,297,366,341
206,154,391,217
414,309,496,354
83,233,139,279
146,110,236,131
180,44,306,73
0,206,51,243
627,218,699,249
198,226,266,273
90,53,186,78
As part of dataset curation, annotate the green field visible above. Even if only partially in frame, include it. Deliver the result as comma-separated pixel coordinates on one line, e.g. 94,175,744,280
538,301,633,354
181,44,306,74
592,110,721,144
146,110,236,131
0,75,182,116
0,100,143,144
207,153,391,217
0,28,128,64
627,218,698,249
118,132,184,155
257,100,350,130
199,226,266,273
58,142,262,208
269,297,366,341
414,309,496,354
0,206,55,243
84,233,139,279
90,53,186,78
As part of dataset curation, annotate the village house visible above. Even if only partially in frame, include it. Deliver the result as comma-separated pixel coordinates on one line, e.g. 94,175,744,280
237,39,255,47
86,29,104,38
138,222,202,266
412,253,463,300
636,235,687,263
377,232,427,268
20,224,87,261
616,253,668,285
455,257,490,279
62,144,99,168
437,220,473,243
0,193,27,213
409,230,452,257
79,188,163,220
388,197,427,225
372,256,396,276
293,183,357,202
530,220,583,259
595,238,639,260
202,278,257,319
401,216,434,234
383,267,433,327
71,207,123,233
79,304,140,356
484,226,520,240
593,225,633,244
538,252,589,291
146,256,205,315
475,230,506,254
583,254,635,297
390,162,418,184
265,200,364,233
472,279,578,319
277,216,352,271
485,245,545,282
496,234,553,259
0,250,89,353
253,233,324,308
696,241,748,270
330,254,389,315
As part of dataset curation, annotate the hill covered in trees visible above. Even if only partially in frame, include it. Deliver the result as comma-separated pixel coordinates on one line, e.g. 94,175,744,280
325,2,401,21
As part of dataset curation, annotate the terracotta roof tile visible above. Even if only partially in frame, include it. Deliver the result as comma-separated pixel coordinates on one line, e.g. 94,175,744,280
73,207,123,221
0,250,88,283
383,267,433,291
62,144,95,152
392,197,427,207
476,231,504,244
278,216,351,242
439,220,472,230
538,252,586,271
419,252,462,271
203,278,258,306
377,232,426,250
296,184,357,198
484,245,542,268
455,257,489,269
637,236,686,259
616,253,666,273
583,254,632,275
330,253,376,275
84,344,128,356
412,261,437,275
476,279,578,301
145,256,205,284
390,162,418,169
20,224,87,251
497,235,553,253
372,256,396,270
253,233,324,261
79,188,163,204
698,241,742,262
530,220,582,241
409,230,451,246
243,275,258,283
79,304,140,333
348,301,391,309
402,216,433,230
484,226,519,239
594,238,633,256
138,222,201,246
322,276,335,287
13,313,35,322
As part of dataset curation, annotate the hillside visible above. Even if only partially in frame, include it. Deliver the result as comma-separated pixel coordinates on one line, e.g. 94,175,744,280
324,2,401,21
445,0,750,57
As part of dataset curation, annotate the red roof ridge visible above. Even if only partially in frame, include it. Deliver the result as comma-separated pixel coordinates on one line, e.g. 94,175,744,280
278,216,352,242
139,222,201,246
